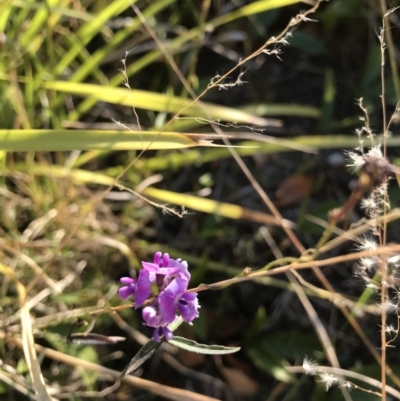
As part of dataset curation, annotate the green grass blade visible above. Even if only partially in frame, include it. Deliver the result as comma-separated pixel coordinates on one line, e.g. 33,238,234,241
0,129,213,151
3,163,117,186
137,135,400,171
68,26,205,121
44,81,276,126
20,0,61,48
7,0,95,21
146,103,320,132
0,2,12,31
209,0,302,28
242,103,320,118
142,187,293,227
70,0,175,84
53,0,135,77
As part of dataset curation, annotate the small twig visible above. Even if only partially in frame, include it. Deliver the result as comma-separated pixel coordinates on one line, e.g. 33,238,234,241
289,364,400,399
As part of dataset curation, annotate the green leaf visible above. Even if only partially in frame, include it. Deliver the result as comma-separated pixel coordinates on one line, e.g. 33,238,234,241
120,339,162,378
168,336,240,355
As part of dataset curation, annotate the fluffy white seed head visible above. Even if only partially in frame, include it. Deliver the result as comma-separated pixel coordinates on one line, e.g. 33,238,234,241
302,358,319,375
319,373,339,391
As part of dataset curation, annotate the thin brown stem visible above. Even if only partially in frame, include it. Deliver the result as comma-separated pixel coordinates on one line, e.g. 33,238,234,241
379,0,400,103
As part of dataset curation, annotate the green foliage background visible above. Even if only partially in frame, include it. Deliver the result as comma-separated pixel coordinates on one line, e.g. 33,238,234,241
1,1,400,400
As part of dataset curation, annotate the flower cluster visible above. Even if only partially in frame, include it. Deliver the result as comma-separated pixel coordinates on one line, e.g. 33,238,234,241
119,252,200,342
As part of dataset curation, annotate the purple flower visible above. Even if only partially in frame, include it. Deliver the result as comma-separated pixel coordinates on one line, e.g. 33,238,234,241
118,277,136,299
178,292,200,322
118,252,200,342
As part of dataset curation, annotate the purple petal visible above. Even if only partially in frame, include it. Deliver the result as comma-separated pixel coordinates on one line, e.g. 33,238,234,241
178,293,200,322
142,306,169,328
161,253,170,267
158,295,178,323
153,252,162,266
118,286,135,299
178,267,190,281
135,269,151,308
152,326,173,342
177,259,188,269
120,277,135,284
153,328,161,342
181,292,197,302
142,306,157,324
158,277,188,323
166,258,187,269
141,261,160,273
157,266,182,276
172,275,189,294
164,259,190,279
163,275,187,295
162,327,173,341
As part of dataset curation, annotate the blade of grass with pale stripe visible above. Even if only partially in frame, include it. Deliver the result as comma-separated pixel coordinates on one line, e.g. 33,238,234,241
142,187,295,228
42,81,278,127
134,135,400,172
0,129,218,151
